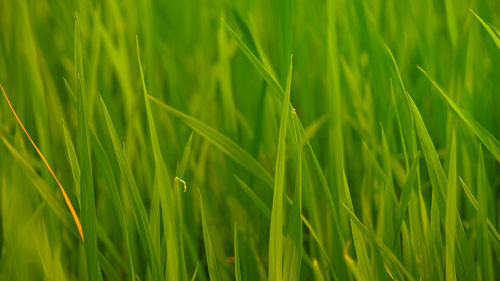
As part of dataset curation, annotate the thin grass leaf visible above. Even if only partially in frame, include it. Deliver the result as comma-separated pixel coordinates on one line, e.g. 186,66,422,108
268,55,293,281
418,66,500,162
0,82,84,242
222,19,283,98
148,94,273,187
234,225,242,281
98,95,162,281
62,121,81,198
394,155,420,246
234,175,271,218
283,147,302,281
198,190,222,281
340,202,416,281
77,74,101,281
137,36,187,281
190,263,200,281
341,171,374,281
445,130,457,281
470,9,500,50
75,17,102,278
476,147,494,281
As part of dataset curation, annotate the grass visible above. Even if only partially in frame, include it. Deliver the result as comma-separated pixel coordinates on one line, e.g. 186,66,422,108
0,0,499,280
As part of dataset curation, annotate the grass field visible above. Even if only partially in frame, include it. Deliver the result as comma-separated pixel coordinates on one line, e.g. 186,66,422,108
0,0,499,280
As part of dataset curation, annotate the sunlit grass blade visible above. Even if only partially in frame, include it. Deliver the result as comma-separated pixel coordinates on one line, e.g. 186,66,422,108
417,66,500,162
470,9,500,50
0,82,84,242
190,263,200,281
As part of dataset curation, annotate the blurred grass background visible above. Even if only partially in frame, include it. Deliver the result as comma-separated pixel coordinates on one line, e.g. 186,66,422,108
0,0,499,280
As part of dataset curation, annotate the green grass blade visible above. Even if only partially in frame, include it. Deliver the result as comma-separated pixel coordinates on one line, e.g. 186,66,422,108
445,130,457,281
198,190,222,281
98,95,162,281
234,225,242,281
148,95,273,187
75,22,102,280
137,36,186,281
341,202,416,281
476,147,494,281
341,171,374,281
470,9,500,50
418,66,500,162
283,150,302,281
222,19,283,98
394,155,420,245
444,0,457,45
62,122,80,197
268,55,292,281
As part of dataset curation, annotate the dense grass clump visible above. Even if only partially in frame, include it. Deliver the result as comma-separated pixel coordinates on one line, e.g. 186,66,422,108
0,0,499,280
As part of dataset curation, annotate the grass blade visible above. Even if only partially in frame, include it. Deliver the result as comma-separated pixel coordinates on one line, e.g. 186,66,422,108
283,146,302,281
445,130,457,281
476,147,494,281
417,66,500,162
137,36,187,281
470,9,500,50
198,190,222,281
0,82,84,242
98,95,162,281
268,55,293,281
234,225,242,281
148,95,273,187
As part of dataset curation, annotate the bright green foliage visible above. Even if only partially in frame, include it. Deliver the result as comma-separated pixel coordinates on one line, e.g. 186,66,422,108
0,0,498,281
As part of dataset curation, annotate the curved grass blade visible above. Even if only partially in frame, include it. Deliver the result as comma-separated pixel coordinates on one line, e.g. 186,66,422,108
341,171,374,281
148,95,273,187
418,66,500,162
340,201,416,281
99,95,162,281
394,155,420,245
458,177,500,244
470,9,500,50
222,19,283,98
0,82,84,243
190,263,200,281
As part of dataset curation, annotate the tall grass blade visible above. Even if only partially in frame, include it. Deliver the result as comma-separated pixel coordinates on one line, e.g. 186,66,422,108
268,55,293,281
